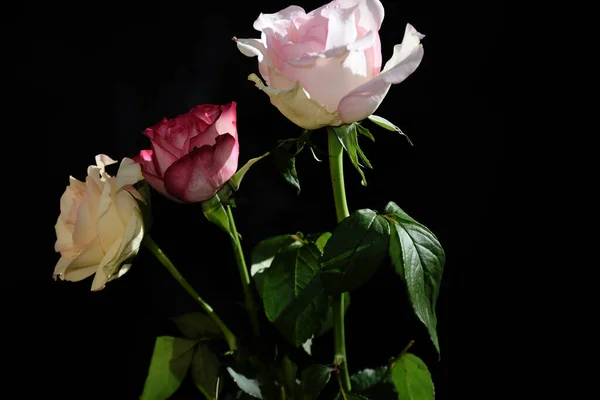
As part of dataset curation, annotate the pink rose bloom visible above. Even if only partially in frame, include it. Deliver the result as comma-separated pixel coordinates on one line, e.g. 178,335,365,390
236,0,424,130
54,155,145,291
135,102,239,203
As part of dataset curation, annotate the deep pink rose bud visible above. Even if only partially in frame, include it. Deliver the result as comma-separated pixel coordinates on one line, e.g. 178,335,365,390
134,102,239,203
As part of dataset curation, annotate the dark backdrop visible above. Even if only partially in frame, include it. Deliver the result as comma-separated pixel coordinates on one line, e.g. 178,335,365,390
10,1,503,398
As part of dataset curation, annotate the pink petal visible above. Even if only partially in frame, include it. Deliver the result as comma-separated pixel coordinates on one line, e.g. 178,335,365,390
150,141,179,176
143,126,182,157
143,169,182,203
236,38,275,87
337,23,424,123
189,104,222,131
135,150,182,203
215,102,238,139
189,123,219,151
321,1,359,50
281,49,370,112
164,134,238,203
254,5,307,36
354,0,385,33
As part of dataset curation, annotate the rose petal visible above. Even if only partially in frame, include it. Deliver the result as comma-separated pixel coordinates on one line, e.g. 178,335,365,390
124,185,145,203
102,207,144,281
164,133,238,203
236,38,274,87
72,175,102,246
62,239,105,282
253,5,306,36
115,157,143,189
95,154,118,177
321,1,359,50
68,238,104,269
211,133,239,189
281,48,369,112
53,252,79,279
337,23,424,123
62,265,99,282
354,0,385,33
141,168,182,203
189,104,222,130
215,102,238,139
90,266,109,291
150,140,179,176
97,185,125,253
59,181,84,225
114,189,136,224
189,123,220,150
248,73,342,130
55,217,75,253
90,232,122,291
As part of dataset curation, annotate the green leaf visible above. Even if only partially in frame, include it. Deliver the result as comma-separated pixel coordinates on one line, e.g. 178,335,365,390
390,353,434,400
251,234,305,294
273,147,301,193
201,190,235,241
356,124,375,142
261,243,328,346
367,115,413,146
191,344,221,399
280,355,298,388
301,364,332,399
226,367,263,399
321,209,390,294
330,124,372,186
305,232,332,254
140,336,197,400
276,356,303,399
230,152,270,191
350,367,388,393
335,393,372,400
384,201,445,354
170,312,222,340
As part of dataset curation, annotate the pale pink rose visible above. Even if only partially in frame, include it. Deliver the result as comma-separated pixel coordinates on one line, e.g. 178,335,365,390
134,103,239,203
54,155,145,291
236,0,424,130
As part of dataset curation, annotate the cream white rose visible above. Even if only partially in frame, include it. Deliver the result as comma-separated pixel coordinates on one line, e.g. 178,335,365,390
53,155,145,291
236,0,424,130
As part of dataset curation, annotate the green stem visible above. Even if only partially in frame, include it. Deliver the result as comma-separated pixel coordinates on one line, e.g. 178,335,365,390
327,128,352,392
226,205,261,336
143,235,238,352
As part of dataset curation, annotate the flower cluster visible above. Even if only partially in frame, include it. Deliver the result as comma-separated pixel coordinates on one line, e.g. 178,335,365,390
52,1,442,399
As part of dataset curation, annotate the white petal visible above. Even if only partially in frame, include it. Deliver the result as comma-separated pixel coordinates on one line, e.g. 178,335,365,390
97,202,124,253
114,190,137,227
72,176,102,247
95,154,118,173
115,157,143,189
248,73,342,130
322,3,358,50
62,264,99,282
235,38,273,87
54,217,75,253
236,38,268,63
53,252,78,279
68,238,105,270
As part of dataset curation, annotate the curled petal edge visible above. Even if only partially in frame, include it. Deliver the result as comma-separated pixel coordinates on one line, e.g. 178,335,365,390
248,73,342,130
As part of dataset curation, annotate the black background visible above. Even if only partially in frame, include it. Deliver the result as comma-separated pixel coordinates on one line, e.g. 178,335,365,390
10,0,503,398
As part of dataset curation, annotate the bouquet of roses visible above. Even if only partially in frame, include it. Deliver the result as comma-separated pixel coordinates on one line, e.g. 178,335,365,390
52,1,444,398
